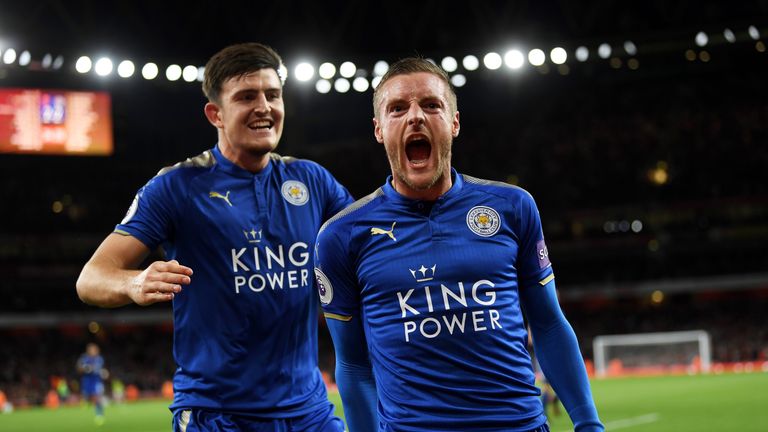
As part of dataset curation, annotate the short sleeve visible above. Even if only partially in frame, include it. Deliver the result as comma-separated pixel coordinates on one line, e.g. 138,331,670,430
314,224,361,320
318,166,354,219
515,191,554,289
114,175,177,251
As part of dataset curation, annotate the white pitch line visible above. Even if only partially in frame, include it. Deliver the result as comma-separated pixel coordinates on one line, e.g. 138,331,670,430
555,413,660,432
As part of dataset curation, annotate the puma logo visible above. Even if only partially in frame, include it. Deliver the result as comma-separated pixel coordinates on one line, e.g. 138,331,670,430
371,222,397,242
209,190,233,207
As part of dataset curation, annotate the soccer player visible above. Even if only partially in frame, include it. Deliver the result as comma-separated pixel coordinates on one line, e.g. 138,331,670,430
77,343,106,425
76,43,352,431
313,57,604,432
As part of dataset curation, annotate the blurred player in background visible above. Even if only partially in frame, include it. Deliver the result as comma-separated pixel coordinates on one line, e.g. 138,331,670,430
77,343,107,425
314,57,603,431
76,42,352,431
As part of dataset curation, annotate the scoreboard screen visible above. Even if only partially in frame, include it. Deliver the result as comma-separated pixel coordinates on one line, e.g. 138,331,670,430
0,88,113,156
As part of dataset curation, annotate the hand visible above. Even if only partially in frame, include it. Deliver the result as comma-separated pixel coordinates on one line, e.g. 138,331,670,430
128,260,193,305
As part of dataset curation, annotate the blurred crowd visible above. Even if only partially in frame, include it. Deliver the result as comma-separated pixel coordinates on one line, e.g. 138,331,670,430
1,287,766,408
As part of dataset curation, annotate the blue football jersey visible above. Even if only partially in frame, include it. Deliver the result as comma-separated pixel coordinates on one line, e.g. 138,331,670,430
315,170,553,431
78,354,105,395
116,145,353,416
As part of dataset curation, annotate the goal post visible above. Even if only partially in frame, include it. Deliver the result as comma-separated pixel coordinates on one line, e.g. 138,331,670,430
593,330,711,377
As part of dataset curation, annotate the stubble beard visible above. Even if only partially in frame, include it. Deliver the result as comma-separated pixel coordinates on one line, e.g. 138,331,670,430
390,140,452,192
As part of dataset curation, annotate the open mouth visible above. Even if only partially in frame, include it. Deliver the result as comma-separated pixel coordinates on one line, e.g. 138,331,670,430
406,138,431,165
249,120,273,130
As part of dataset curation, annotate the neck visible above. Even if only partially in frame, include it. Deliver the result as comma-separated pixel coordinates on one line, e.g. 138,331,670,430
218,142,270,173
392,169,453,201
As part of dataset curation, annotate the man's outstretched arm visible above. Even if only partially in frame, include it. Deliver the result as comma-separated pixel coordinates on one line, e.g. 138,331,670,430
76,233,192,307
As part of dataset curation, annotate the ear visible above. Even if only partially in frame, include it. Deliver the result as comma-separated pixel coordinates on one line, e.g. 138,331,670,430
452,110,461,138
204,102,223,128
373,117,384,144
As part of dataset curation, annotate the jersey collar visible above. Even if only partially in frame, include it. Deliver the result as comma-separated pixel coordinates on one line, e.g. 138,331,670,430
382,168,464,207
212,144,274,179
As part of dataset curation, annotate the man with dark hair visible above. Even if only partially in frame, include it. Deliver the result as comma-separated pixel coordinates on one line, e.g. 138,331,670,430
314,57,603,432
77,42,351,431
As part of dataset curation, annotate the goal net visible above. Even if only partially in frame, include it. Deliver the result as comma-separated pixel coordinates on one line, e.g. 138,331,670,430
592,330,711,377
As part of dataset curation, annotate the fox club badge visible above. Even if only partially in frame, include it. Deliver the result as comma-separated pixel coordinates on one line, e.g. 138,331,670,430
281,180,309,206
466,206,501,237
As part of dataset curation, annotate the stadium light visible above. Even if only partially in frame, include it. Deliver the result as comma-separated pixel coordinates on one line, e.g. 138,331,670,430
2,48,16,65
75,55,92,73
94,57,113,76
504,49,525,69
18,50,31,66
462,55,479,71
277,64,288,83
352,76,369,92
42,53,53,69
695,31,709,47
483,52,502,70
182,65,198,82
339,61,356,78
624,41,638,56
117,60,135,78
723,28,736,43
372,75,383,89
373,60,389,77
550,47,567,65
748,25,760,40
450,74,466,87
598,43,612,59
197,66,205,82
52,55,64,70
527,49,545,66
441,56,458,72
142,62,159,80
165,64,182,81
315,79,331,94
334,78,350,93
575,46,589,62
294,62,314,82
318,62,336,79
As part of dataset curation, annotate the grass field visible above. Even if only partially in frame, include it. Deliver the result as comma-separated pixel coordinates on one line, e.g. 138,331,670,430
0,372,766,431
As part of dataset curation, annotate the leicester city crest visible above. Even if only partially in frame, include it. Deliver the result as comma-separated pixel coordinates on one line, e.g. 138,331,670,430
314,268,334,305
466,205,501,237
281,180,309,206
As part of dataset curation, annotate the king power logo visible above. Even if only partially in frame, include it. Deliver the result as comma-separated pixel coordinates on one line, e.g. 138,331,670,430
396,264,502,342
230,242,311,293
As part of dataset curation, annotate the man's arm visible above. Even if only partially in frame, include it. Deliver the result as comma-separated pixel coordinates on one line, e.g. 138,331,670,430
76,233,192,308
326,316,378,432
520,279,604,432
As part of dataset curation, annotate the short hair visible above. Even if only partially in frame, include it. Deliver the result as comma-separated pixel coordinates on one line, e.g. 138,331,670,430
202,42,284,104
372,57,457,119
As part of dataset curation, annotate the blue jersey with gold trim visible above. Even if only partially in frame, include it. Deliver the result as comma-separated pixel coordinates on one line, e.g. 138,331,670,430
116,145,352,416
314,170,552,431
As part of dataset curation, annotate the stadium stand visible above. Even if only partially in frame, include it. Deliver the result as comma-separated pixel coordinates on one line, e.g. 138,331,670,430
1,2,766,410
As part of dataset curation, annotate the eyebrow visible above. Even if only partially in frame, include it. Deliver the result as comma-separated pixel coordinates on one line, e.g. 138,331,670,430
231,87,282,98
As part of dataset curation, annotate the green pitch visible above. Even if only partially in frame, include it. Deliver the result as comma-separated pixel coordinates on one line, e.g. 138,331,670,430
0,372,765,431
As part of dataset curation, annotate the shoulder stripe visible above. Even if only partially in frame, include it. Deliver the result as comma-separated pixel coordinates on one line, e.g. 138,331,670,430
319,188,384,234
462,174,521,190
324,312,353,322
539,274,555,286
156,150,215,176
270,152,298,165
